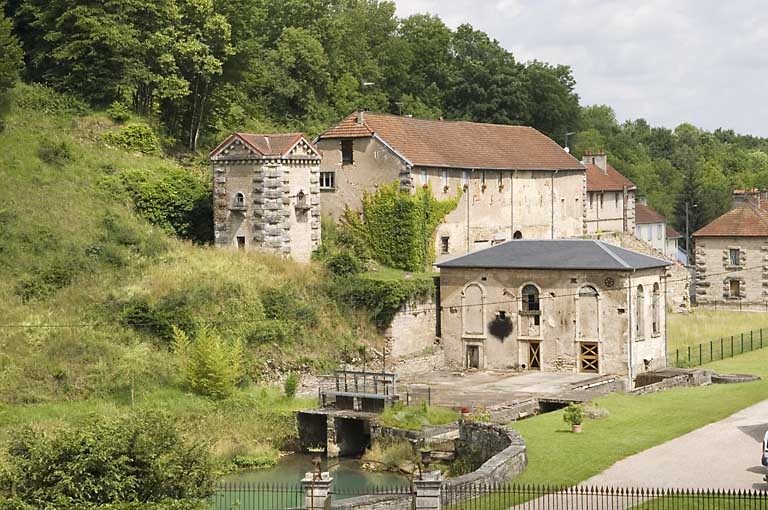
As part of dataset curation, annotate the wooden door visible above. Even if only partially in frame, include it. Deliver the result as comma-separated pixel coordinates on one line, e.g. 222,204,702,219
580,342,599,373
529,341,541,370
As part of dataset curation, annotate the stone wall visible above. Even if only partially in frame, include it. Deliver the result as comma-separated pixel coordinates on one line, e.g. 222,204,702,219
694,236,767,307
391,349,446,377
331,494,409,510
446,422,527,494
631,369,712,396
387,296,438,359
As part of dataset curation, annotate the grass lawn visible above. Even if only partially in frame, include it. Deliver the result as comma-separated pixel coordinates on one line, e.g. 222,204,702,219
509,347,768,487
667,309,768,352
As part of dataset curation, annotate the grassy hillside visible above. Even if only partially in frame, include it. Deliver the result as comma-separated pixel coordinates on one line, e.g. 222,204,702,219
0,85,380,465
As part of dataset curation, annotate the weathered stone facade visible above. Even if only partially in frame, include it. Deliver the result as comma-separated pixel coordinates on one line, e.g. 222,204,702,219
437,241,669,388
316,112,588,264
209,133,321,262
582,152,636,235
693,236,765,307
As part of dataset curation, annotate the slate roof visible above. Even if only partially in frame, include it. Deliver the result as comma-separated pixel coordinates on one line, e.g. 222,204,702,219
635,203,666,225
209,133,317,158
317,112,584,171
585,163,636,191
693,202,768,237
437,239,669,271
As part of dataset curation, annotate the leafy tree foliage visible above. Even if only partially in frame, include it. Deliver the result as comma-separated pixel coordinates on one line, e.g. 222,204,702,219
0,10,22,129
0,412,214,508
343,182,460,271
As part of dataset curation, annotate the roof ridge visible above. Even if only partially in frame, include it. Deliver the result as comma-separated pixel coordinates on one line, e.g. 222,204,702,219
593,240,631,269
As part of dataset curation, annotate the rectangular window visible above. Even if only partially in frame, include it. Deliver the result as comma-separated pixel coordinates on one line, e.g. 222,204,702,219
615,192,620,207
461,170,468,186
729,248,741,266
599,193,604,208
589,193,594,209
647,225,652,241
497,172,503,189
341,140,353,165
440,236,449,254
236,236,245,249
320,172,335,190
657,225,662,240
730,279,741,298
441,170,448,188
420,168,427,185
481,171,486,186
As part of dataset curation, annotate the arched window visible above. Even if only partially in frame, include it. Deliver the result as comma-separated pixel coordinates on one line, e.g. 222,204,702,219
636,285,645,339
461,283,485,336
234,192,245,207
652,282,661,335
522,284,540,312
513,230,523,239
578,285,599,340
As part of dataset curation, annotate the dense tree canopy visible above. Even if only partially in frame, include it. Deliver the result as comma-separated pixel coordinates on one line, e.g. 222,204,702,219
0,9,22,129
4,0,768,236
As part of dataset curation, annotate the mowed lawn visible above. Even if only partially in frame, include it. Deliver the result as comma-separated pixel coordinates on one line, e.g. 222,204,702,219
509,346,768,486
667,308,768,352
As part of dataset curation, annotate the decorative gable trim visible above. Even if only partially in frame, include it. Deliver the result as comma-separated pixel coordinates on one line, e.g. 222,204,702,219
284,135,321,161
209,134,261,160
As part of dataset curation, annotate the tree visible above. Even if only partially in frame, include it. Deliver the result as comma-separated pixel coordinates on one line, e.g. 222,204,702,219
522,61,580,139
0,10,22,129
0,412,214,508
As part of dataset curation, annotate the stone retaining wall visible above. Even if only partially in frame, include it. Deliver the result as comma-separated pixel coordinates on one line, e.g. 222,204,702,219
444,422,527,502
631,370,712,396
331,493,409,510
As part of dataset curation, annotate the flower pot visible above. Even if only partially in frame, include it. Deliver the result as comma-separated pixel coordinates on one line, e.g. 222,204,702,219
571,424,582,433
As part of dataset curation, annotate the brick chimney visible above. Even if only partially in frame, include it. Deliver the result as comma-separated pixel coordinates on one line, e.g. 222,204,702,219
580,150,608,174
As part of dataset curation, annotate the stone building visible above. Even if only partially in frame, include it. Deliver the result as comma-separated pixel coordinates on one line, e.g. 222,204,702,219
315,112,586,262
209,133,321,262
582,151,636,234
692,190,768,309
634,201,684,262
437,239,669,387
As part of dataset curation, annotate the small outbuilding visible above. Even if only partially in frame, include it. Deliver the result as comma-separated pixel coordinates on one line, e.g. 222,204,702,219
437,239,669,387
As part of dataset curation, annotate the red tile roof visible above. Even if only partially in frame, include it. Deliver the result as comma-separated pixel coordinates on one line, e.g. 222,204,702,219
635,203,666,225
666,226,682,239
317,112,584,171
585,163,636,191
209,133,316,158
693,202,768,237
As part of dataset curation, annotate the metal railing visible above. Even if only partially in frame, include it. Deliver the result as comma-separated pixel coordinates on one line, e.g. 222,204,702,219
209,482,768,510
443,483,768,509
669,326,768,368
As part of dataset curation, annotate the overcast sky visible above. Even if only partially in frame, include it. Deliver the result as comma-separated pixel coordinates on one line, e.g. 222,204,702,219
392,0,768,137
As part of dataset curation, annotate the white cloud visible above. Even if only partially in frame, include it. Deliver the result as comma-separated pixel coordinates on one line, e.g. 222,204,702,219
392,0,768,136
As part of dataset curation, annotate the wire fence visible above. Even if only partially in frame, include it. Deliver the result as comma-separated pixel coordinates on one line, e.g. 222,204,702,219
668,326,768,368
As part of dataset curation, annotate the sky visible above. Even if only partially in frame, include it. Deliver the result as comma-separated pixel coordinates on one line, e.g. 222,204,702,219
392,0,768,137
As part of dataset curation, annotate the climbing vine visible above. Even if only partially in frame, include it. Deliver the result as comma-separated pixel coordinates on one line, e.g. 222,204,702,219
343,182,461,271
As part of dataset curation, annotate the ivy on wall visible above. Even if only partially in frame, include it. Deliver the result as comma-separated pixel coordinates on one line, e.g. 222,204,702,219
343,182,461,271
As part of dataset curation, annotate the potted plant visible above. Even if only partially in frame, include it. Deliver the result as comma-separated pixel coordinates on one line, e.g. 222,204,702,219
563,402,584,433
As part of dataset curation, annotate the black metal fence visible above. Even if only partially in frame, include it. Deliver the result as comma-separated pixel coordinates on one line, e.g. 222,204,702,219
669,326,768,368
209,482,768,510
443,483,768,509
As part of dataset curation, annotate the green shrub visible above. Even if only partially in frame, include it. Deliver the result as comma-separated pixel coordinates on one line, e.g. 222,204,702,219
246,320,293,345
13,83,88,116
563,402,584,426
37,139,74,165
327,274,434,330
119,296,196,343
15,258,84,302
103,123,161,156
261,287,317,325
325,251,362,276
106,101,131,123
173,325,244,400
0,412,214,507
283,372,299,398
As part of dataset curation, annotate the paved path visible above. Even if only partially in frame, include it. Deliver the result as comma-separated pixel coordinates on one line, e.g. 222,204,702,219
582,398,768,491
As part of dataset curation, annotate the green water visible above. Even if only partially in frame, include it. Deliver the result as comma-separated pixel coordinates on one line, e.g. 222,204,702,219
212,454,409,509
223,453,409,488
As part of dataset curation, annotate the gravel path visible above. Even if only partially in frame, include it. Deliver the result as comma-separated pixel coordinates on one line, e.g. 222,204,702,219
582,398,768,491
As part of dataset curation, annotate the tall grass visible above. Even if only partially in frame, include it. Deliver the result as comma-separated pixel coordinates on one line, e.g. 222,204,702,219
667,309,768,352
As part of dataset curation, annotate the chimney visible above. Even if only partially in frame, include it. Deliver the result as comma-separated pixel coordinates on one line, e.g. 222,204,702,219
592,150,607,173
356,109,365,126
638,196,648,206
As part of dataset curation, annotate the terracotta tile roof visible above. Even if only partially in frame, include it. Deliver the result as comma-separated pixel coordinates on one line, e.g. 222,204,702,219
635,203,666,224
585,163,636,191
693,202,768,237
317,112,584,171
666,226,682,239
209,133,316,158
